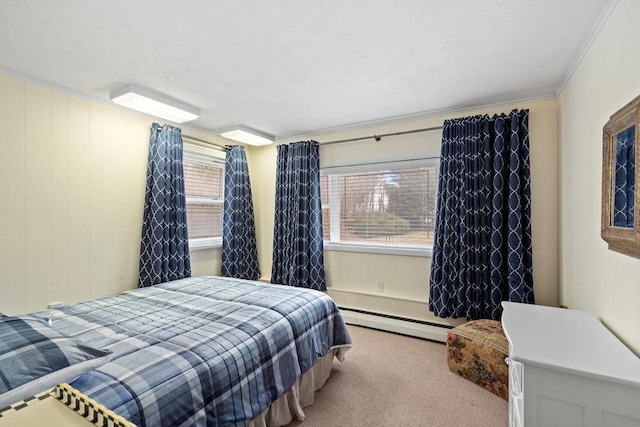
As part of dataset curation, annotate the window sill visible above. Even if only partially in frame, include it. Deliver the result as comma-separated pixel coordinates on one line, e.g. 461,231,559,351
323,242,432,257
189,237,222,251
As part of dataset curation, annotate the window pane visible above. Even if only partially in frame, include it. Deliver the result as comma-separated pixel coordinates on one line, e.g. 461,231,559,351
186,203,222,238
321,163,438,247
320,174,331,241
184,162,223,199
184,161,224,240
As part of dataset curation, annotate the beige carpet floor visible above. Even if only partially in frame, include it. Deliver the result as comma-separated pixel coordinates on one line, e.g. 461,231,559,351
288,325,508,427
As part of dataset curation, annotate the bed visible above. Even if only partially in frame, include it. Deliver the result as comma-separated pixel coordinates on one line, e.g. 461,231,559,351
0,276,352,426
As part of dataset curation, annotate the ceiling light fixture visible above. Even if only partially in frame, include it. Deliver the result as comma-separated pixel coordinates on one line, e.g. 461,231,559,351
110,85,200,123
219,125,274,146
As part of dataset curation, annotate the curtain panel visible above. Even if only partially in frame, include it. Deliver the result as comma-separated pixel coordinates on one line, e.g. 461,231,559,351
271,141,326,291
429,109,534,320
139,123,191,287
221,145,260,280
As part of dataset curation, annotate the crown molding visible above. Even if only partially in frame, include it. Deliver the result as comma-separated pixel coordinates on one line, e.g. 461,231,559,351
0,67,218,138
555,0,620,96
276,94,556,143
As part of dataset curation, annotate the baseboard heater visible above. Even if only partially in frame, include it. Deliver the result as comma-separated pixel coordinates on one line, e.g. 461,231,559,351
338,307,452,343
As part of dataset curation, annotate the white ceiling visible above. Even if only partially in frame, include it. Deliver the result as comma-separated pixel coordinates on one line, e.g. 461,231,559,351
0,0,612,138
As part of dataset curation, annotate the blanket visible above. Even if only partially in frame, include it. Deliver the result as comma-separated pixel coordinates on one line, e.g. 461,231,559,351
34,276,352,427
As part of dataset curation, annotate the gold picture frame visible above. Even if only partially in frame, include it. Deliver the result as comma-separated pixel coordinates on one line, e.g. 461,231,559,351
601,95,640,258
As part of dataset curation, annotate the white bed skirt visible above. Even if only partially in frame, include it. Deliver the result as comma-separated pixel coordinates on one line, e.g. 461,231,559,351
248,347,347,427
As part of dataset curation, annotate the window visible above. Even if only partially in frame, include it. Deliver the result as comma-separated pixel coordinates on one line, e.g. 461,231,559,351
320,159,439,255
183,144,225,249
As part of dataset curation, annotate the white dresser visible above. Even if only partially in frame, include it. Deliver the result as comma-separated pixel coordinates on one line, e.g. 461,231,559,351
501,302,640,427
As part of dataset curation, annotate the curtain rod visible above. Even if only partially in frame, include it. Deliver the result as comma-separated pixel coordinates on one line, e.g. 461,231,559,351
318,115,513,146
155,126,228,150
158,114,514,148
182,134,228,151
319,126,442,146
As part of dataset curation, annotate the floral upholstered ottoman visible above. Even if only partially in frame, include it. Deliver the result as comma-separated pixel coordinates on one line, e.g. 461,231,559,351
446,319,509,400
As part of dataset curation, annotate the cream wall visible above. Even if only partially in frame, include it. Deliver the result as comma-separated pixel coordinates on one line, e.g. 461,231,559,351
245,145,278,279
0,74,220,315
559,0,640,354
0,47,562,329
249,98,559,326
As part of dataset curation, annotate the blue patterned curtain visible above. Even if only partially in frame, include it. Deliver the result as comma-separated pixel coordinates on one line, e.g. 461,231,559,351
272,144,290,285
271,141,326,290
429,109,534,320
221,145,260,280
139,123,191,287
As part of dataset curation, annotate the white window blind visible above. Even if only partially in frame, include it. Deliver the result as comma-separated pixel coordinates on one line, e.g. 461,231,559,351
183,144,225,249
321,159,439,252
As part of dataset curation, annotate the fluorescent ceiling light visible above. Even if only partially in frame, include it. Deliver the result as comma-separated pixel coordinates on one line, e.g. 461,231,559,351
110,85,200,123
219,126,274,146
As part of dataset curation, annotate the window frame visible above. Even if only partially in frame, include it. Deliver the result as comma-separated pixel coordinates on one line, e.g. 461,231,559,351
183,143,226,251
321,157,439,257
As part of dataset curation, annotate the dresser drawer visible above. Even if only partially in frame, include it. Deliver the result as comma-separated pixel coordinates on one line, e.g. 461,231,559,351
508,357,523,394
508,357,524,427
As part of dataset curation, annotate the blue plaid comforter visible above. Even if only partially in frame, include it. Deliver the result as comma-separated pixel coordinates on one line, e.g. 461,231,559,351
35,276,352,427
